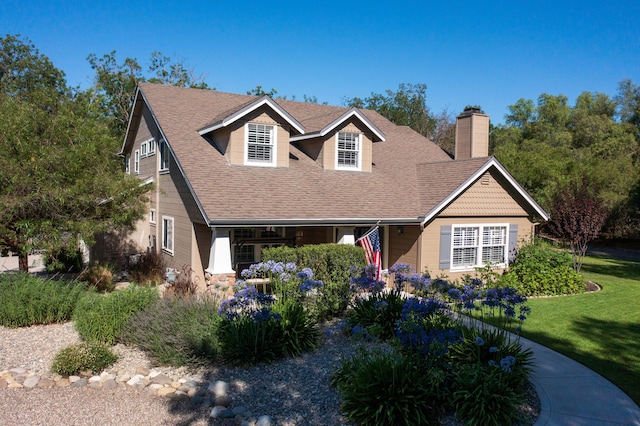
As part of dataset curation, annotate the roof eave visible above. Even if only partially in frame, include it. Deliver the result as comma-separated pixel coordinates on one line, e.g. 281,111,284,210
208,217,422,227
290,108,386,143
198,96,305,136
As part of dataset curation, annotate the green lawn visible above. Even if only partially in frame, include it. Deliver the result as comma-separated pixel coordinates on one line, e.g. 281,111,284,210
519,254,640,405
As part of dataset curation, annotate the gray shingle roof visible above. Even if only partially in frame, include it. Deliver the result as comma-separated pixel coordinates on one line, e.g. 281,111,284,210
135,83,542,225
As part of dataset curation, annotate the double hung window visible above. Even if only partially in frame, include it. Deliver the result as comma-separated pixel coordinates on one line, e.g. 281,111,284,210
159,140,170,171
451,225,507,270
336,132,360,170
162,216,174,254
246,123,275,165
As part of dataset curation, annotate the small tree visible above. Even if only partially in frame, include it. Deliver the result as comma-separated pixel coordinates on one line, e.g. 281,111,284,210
547,177,608,272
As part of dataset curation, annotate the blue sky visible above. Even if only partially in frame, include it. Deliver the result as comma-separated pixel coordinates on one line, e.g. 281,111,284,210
2,0,639,124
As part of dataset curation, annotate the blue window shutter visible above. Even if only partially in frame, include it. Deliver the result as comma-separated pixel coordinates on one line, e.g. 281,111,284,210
509,224,519,263
439,225,452,270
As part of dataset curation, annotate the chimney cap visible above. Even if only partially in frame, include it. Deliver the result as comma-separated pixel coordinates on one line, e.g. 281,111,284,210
461,106,482,116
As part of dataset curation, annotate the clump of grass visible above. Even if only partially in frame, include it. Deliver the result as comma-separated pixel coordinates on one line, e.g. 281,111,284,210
73,284,158,344
51,342,117,376
0,273,86,327
79,263,114,292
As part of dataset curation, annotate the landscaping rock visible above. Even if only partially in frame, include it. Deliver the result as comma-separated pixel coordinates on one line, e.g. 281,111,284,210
23,376,40,388
37,377,55,388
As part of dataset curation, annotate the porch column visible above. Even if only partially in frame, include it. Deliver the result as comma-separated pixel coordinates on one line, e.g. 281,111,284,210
205,228,235,275
336,227,355,245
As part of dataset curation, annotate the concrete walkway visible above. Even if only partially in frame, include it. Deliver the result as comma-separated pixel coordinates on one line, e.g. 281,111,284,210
522,336,640,425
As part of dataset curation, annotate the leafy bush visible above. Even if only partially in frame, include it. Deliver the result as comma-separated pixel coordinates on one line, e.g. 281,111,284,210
50,342,117,376
331,349,444,425
122,296,221,366
0,273,86,327
73,285,158,344
263,244,366,319
218,313,284,366
272,298,319,357
45,246,84,273
79,263,114,292
127,251,165,286
499,240,585,296
346,290,407,340
452,363,524,426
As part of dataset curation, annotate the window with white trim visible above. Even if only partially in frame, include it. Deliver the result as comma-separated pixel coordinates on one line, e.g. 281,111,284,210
148,139,156,155
141,141,148,157
336,132,361,170
125,153,131,174
159,140,170,171
134,150,140,174
245,123,276,165
451,224,507,270
162,216,174,254
149,208,156,224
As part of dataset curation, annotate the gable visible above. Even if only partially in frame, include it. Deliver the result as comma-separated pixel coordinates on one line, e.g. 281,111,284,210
439,170,529,217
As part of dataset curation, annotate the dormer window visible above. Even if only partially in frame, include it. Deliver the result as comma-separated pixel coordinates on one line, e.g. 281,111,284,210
245,123,276,166
336,132,361,170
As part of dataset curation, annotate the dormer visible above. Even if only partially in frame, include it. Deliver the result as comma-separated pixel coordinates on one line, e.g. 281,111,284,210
291,108,385,172
198,96,304,168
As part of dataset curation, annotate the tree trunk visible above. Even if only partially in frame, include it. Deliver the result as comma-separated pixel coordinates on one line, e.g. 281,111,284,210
18,251,29,272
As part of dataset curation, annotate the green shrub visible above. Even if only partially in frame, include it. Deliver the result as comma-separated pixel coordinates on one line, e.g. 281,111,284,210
346,290,407,340
218,313,285,366
0,273,86,327
122,296,221,366
73,285,159,344
127,251,165,286
50,342,117,376
79,263,114,292
263,243,366,320
452,363,523,426
272,298,319,357
499,240,585,296
448,326,533,391
45,246,84,273
331,349,444,426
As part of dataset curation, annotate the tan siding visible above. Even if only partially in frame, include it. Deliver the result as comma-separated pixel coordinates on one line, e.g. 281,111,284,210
440,171,529,217
228,121,245,165
388,225,421,269
323,136,336,170
420,217,534,281
471,115,489,158
276,124,289,167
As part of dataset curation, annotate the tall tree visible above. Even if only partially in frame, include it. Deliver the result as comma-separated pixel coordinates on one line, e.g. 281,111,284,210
616,78,640,141
0,35,148,271
88,51,210,135
344,83,436,138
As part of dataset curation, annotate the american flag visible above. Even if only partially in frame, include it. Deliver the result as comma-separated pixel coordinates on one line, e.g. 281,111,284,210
357,226,381,280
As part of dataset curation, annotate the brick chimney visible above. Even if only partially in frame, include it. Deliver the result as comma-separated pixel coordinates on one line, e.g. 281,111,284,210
454,107,489,160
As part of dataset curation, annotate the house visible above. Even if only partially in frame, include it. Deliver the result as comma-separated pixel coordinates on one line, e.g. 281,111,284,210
103,83,548,293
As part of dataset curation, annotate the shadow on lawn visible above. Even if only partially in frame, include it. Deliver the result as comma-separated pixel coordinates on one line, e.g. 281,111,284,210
580,255,640,282
524,316,640,406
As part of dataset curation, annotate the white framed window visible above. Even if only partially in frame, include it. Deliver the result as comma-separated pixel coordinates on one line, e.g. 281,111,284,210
149,208,156,224
159,140,170,172
125,153,131,174
245,123,276,166
134,150,140,174
141,141,148,157
148,139,156,155
451,224,508,270
336,132,361,170
162,216,174,254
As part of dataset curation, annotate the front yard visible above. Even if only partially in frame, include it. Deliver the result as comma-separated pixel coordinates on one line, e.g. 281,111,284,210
519,254,640,405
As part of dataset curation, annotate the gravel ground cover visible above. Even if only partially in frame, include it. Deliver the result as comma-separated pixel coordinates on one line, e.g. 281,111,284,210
0,320,538,425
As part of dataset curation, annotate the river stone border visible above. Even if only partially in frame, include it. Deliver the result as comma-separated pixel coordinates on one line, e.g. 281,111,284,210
0,367,272,426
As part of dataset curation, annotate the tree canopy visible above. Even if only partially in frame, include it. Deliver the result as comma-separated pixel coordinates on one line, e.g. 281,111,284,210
493,87,640,238
0,35,148,271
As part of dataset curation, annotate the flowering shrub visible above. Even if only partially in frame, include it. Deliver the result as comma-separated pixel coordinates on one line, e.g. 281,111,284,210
346,290,407,340
388,263,432,294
